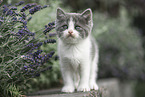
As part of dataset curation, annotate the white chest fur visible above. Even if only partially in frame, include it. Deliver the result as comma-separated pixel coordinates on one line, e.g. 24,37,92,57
58,37,91,70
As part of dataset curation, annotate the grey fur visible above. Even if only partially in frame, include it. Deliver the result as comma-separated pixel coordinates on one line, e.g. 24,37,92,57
55,8,93,39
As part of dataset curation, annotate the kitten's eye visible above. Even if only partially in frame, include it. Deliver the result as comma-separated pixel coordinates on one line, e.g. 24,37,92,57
61,25,68,30
75,26,83,31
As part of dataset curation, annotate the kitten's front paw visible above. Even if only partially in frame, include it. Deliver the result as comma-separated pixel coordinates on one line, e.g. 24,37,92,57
77,84,90,92
90,82,99,90
62,85,75,93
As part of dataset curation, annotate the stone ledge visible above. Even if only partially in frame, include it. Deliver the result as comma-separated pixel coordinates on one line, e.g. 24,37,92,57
27,78,134,97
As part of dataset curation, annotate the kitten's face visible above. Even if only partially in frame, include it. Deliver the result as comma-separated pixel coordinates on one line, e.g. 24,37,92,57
55,8,93,43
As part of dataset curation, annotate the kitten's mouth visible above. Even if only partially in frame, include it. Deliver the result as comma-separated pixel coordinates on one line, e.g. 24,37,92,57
66,34,75,38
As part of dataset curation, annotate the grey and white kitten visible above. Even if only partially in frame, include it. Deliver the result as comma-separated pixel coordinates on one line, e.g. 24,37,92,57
55,8,99,92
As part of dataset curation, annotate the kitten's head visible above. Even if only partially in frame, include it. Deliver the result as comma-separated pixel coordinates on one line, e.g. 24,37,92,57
55,8,93,44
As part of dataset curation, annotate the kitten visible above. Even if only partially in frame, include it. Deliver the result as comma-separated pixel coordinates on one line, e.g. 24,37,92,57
55,8,99,92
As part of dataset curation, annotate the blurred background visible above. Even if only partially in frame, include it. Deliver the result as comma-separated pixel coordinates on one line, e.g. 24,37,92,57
2,0,145,97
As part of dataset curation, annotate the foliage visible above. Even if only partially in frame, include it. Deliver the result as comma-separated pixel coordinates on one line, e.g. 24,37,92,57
61,0,145,16
135,82,145,97
0,1,56,96
92,7,145,80
24,0,62,93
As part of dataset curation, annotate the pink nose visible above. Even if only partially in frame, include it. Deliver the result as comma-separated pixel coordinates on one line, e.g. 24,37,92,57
68,30,73,34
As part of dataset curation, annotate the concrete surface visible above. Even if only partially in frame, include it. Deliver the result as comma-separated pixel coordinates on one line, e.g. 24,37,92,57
27,78,135,97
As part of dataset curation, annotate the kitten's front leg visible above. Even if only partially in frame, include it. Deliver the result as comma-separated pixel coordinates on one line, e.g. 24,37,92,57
60,62,75,93
90,56,99,90
77,60,90,92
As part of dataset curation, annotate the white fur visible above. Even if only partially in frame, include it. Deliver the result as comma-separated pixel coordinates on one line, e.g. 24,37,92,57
58,18,98,92
60,17,81,44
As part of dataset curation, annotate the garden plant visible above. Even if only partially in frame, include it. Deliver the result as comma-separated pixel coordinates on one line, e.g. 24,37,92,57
0,1,56,96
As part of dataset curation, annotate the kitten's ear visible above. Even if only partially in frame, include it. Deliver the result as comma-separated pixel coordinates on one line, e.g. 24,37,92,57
56,8,66,19
81,8,92,21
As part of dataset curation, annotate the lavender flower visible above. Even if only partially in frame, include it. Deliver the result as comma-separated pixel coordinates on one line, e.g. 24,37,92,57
41,51,55,64
42,5,48,8
27,16,32,21
27,43,34,47
20,3,37,12
35,73,40,77
48,33,57,37
48,22,55,26
16,29,34,37
54,55,59,61
2,5,9,14
24,65,28,69
43,22,55,35
6,9,14,16
29,5,42,15
44,39,56,44
11,17,17,22
21,12,26,19
33,50,43,58
35,42,43,47
10,7,17,10
2,5,19,16
15,1,25,6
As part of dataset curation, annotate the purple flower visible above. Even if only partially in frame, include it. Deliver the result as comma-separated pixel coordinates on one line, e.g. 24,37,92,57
48,51,55,57
49,33,56,37
44,39,56,44
45,25,47,28
29,64,33,67
48,22,55,26
35,42,43,47
27,43,34,47
10,7,17,10
11,17,17,21
43,22,55,35
42,5,49,9
24,65,28,68
16,29,35,39
15,1,25,6
35,73,40,77
2,5,9,14
2,5,16,16
6,10,14,16
38,54,42,59
21,12,26,19
54,55,59,61
41,51,55,64
20,3,37,12
43,26,55,35
29,5,42,15
27,16,32,21
33,50,43,58
23,21,27,25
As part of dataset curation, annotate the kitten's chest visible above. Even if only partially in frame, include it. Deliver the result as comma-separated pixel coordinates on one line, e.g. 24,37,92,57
61,45,82,64
59,40,91,66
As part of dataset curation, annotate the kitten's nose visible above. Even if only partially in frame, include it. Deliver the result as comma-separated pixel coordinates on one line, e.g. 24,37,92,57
68,30,73,34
